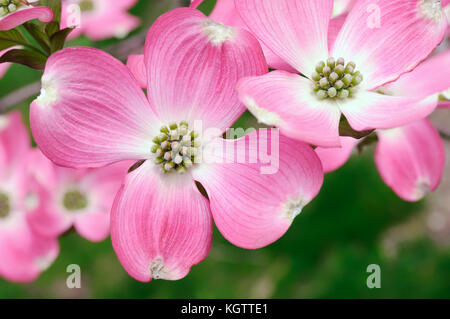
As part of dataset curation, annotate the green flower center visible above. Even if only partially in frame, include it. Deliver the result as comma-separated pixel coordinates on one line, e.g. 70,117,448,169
151,121,200,174
312,57,363,100
63,190,88,212
0,0,23,17
0,193,10,219
78,0,94,12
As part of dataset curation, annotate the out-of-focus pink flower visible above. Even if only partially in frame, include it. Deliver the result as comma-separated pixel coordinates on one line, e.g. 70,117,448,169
316,50,450,202
30,8,324,282
0,111,59,283
61,0,140,40
0,0,53,31
26,150,130,242
233,0,447,148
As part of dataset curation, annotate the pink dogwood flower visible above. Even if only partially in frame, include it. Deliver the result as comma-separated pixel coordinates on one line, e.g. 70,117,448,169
26,149,130,242
316,49,450,201
61,0,139,40
234,0,448,147
30,8,324,282
0,0,53,31
0,111,59,283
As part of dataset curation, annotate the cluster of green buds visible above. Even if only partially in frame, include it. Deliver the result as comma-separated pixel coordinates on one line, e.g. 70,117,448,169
312,57,363,100
0,0,25,17
151,121,200,174
0,193,10,219
63,190,88,212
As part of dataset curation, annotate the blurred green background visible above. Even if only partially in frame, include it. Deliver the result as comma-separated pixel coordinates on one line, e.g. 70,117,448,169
1,0,450,298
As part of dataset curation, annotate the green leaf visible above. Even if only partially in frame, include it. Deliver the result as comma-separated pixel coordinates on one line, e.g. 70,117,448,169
23,22,51,54
0,29,29,49
50,27,74,53
339,116,374,139
0,49,47,70
45,21,60,38
40,0,62,25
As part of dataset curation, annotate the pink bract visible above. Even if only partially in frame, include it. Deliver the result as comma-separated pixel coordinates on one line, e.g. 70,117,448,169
0,0,53,31
30,8,324,282
0,111,59,283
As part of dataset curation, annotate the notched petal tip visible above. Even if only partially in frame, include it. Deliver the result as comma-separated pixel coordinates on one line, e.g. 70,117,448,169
281,197,308,222
35,76,59,108
414,178,432,201
202,19,236,45
0,114,10,130
418,0,445,21
35,254,56,272
150,257,174,280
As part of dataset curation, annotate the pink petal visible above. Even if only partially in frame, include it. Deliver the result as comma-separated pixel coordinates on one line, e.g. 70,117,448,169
26,150,128,241
210,0,241,23
26,187,73,238
126,54,146,89
0,221,59,283
438,101,450,108
383,49,450,98
111,161,212,282
0,111,30,172
81,161,130,210
328,14,347,48
0,6,53,31
0,62,9,78
193,129,323,249
237,71,341,147
144,8,267,132
62,0,140,40
74,211,110,242
30,47,160,169
235,0,333,75
190,0,203,9
73,161,130,242
338,90,437,131
332,0,447,90
25,150,72,237
375,119,445,202
105,0,139,10
148,1,295,74
315,136,358,173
